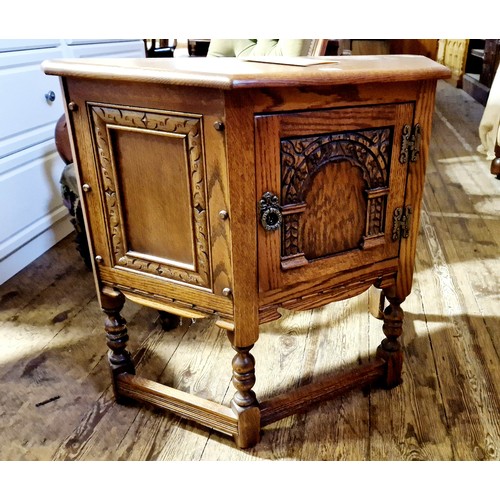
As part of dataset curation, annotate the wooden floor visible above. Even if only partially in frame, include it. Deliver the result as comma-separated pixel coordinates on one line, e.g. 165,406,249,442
1,81,499,462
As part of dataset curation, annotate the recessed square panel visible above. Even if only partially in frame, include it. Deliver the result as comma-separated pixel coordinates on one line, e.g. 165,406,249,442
110,126,196,267
89,104,211,288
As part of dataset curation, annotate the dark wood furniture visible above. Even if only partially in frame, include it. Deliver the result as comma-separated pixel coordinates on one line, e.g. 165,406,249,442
492,130,500,179
54,114,92,268
43,55,450,448
144,39,177,58
463,39,500,105
187,39,210,57
390,39,439,60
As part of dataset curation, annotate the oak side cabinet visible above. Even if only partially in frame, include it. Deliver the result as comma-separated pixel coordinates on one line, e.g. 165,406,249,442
43,56,450,448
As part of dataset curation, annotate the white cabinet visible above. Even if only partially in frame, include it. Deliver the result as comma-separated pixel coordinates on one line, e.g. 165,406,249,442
0,47,65,158
0,39,145,284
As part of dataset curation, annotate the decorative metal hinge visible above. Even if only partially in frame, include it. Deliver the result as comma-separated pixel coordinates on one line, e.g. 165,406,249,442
399,123,421,163
392,206,413,240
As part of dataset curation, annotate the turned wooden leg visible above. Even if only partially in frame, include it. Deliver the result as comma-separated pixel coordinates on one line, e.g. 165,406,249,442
491,156,500,179
157,310,181,331
376,291,404,388
101,289,135,402
228,334,261,448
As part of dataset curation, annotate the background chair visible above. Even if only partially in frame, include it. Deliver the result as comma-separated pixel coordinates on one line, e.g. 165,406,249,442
207,39,328,58
54,115,91,268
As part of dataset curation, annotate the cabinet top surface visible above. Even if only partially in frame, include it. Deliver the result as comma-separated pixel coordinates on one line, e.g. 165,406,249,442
42,55,451,89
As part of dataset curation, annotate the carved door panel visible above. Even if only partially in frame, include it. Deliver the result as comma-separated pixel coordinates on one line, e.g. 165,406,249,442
256,103,415,293
82,103,228,295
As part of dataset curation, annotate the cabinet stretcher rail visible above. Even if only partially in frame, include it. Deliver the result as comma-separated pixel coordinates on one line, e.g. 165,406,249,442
117,357,387,436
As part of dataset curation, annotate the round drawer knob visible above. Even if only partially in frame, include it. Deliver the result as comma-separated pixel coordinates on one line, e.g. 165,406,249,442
95,255,103,264
45,90,56,102
218,210,229,220
222,287,232,297
82,184,91,192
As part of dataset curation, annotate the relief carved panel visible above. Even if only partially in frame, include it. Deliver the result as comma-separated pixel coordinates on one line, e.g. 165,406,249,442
280,127,393,265
89,104,211,288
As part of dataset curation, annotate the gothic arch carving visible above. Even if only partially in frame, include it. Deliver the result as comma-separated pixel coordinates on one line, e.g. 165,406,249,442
280,127,393,264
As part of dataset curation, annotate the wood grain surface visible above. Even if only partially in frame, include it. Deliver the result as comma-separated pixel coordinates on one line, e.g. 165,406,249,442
42,55,450,89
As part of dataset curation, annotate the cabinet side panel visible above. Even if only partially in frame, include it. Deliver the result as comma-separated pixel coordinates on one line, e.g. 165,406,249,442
87,104,211,288
396,79,438,299
63,78,233,314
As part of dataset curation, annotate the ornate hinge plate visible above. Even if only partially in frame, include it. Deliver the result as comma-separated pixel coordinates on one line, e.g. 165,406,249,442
392,206,413,240
400,124,422,163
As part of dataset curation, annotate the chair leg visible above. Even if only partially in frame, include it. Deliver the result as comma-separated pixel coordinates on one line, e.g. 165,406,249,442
157,310,181,331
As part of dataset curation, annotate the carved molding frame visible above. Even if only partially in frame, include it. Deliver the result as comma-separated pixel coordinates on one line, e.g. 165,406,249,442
89,104,211,288
280,127,393,265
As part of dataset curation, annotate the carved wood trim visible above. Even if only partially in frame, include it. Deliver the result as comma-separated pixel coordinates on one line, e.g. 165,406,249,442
89,104,211,288
114,283,234,320
280,127,393,262
258,267,397,323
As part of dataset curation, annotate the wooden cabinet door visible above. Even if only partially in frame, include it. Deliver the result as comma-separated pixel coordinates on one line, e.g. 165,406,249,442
256,102,415,295
80,102,231,298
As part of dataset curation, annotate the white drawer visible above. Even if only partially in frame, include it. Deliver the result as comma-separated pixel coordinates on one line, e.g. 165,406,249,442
65,39,132,45
70,40,145,58
0,39,60,52
0,141,65,258
0,47,65,159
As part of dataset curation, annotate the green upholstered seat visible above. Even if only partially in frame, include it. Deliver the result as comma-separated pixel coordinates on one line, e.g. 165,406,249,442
207,39,317,57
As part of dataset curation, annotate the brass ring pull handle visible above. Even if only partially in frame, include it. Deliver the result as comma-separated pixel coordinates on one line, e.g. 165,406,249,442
259,192,282,231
